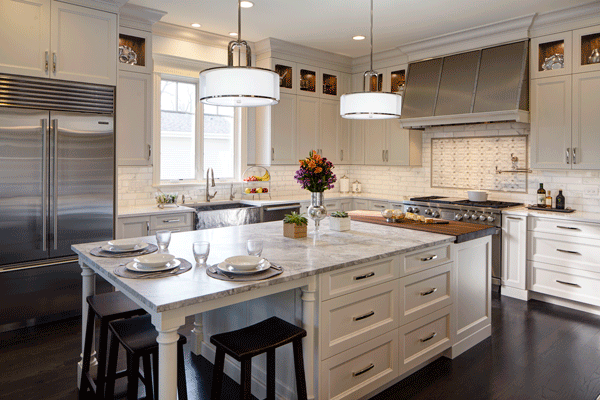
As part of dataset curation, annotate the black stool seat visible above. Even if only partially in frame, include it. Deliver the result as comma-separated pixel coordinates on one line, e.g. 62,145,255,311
79,291,146,399
210,316,307,400
105,314,188,400
210,316,306,360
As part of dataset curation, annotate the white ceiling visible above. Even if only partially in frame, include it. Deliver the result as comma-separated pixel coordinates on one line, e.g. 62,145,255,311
128,0,591,58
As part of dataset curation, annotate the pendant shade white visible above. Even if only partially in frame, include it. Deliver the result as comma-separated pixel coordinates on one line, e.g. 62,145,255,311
340,92,401,119
200,67,280,107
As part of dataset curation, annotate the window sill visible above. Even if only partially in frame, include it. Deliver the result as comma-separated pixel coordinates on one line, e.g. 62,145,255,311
153,180,243,188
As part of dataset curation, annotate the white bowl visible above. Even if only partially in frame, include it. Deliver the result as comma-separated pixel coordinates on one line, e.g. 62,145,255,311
467,190,488,202
107,238,141,250
134,253,175,269
224,255,264,271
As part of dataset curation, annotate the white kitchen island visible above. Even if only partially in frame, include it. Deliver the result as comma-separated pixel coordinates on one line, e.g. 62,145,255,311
72,219,492,400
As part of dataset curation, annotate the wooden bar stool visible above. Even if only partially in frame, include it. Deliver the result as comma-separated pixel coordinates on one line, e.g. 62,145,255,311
105,314,188,400
79,291,146,399
210,316,307,400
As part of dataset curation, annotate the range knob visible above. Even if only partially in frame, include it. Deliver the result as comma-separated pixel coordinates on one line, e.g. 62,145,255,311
406,207,413,213
432,211,440,218
425,209,432,215
487,215,496,223
479,214,488,222
455,213,463,221
413,207,420,214
471,213,480,220
463,211,471,220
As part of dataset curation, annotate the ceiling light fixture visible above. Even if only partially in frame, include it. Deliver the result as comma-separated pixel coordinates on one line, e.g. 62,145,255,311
353,35,365,41
340,0,401,119
200,0,279,107
191,23,201,28
240,1,254,7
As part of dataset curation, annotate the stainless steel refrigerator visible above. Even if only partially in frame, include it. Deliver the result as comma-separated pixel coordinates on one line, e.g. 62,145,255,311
0,74,115,332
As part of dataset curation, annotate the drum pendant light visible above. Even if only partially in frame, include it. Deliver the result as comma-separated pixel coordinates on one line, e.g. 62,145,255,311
340,0,401,119
199,0,279,107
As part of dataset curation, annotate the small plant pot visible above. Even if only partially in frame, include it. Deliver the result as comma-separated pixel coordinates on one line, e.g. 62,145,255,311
283,222,308,238
329,216,351,231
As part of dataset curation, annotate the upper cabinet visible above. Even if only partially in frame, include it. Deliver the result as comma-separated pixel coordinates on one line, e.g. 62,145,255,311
271,58,297,94
573,25,600,74
0,0,117,86
383,67,406,94
118,27,153,74
531,32,572,79
297,63,320,98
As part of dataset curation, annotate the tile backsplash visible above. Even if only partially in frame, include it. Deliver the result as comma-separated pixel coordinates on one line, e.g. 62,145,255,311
118,122,600,213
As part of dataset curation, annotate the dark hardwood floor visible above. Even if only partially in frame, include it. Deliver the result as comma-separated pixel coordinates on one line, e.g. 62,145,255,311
1,292,599,400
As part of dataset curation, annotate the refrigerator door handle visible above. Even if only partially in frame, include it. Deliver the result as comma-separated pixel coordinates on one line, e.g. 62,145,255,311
51,119,58,250
42,119,48,251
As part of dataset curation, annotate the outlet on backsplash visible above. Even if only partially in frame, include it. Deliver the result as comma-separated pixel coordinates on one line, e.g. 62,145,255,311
584,187,599,197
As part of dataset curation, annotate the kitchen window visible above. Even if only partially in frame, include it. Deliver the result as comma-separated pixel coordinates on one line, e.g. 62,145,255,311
158,75,238,183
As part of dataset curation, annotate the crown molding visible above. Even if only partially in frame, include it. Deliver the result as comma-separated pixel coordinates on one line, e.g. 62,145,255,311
351,48,408,74
119,3,166,31
56,0,125,13
529,0,600,38
398,14,535,62
153,22,254,52
255,38,352,72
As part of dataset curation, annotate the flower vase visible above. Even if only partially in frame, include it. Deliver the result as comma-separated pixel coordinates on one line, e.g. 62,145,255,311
307,192,327,234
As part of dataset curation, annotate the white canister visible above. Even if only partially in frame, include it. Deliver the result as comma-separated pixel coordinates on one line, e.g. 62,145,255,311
352,180,359,193
356,181,362,193
339,175,350,193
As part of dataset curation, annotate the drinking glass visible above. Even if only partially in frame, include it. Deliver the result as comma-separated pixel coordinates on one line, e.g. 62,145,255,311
193,241,210,265
155,230,171,251
246,239,263,257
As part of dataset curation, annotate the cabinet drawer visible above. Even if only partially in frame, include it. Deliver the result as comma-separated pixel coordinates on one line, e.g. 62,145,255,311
399,263,452,324
370,200,389,211
400,244,452,276
528,261,600,306
324,199,341,213
398,305,452,375
529,217,600,239
320,257,398,300
528,231,600,273
321,281,398,359
320,330,398,400
150,212,193,230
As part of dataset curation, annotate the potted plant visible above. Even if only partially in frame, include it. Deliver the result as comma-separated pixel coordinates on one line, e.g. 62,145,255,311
329,211,351,231
283,212,308,239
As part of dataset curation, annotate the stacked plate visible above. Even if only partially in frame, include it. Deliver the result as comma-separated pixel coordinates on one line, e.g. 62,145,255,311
126,253,181,272
102,239,149,253
217,255,271,275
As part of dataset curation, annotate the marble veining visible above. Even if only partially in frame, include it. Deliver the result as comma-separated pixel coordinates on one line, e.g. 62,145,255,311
72,220,455,312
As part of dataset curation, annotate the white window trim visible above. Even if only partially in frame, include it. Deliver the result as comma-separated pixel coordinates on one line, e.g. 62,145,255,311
152,55,248,187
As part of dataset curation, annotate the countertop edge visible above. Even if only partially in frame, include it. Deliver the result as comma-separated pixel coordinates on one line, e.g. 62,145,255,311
503,206,600,224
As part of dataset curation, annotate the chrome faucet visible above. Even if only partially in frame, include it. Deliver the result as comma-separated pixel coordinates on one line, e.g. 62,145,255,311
206,168,217,202
229,184,237,201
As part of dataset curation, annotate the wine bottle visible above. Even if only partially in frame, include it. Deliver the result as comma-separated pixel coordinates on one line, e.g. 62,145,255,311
546,190,552,208
537,183,546,207
556,190,565,210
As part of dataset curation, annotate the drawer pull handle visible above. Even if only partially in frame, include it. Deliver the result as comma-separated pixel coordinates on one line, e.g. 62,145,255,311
163,219,181,223
556,280,581,288
352,363,374,377
354,272,375,280
420,255,438,262
557,249,581,255
420,288,438,296
506,216,522,220
419,332,437,343
557,226,580,231
373,205,385,209
353,311,375,322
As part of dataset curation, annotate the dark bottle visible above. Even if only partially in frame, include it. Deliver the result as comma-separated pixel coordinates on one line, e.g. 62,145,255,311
556,190,565,209
537,183,546,208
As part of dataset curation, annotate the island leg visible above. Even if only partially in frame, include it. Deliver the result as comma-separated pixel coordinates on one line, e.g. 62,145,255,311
190,313,203,355
153,313,185,400
78,260,96,388
301,275,318,400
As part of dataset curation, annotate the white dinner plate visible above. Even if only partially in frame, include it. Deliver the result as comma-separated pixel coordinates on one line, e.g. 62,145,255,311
126,259,180,272
224,255,265,270
217,259,270,275
102,242,149,253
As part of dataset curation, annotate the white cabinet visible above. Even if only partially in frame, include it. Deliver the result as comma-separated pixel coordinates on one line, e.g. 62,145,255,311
116,216,150,239
531,32,573,79
297,63,321,98
117,71,152,165
117,212,194,239
255,93,298,165
572,71,600,169
363,120,421,166
364,120,388,165
319,98,341,162
0,0,50,78
296,95,320,158
501,215,528,299
0,0,117,85
352,199,369,210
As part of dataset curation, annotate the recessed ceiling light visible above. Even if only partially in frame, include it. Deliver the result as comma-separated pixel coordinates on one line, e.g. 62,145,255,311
353,35,366,41
191,23,201,28
229,32,238,36
240,1,254,8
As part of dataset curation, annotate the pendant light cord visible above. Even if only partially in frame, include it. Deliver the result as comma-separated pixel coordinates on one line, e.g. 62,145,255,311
238,0,241,65
370,0,373,72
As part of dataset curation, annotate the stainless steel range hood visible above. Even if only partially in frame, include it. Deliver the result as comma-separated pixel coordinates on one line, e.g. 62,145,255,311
401,41,529,128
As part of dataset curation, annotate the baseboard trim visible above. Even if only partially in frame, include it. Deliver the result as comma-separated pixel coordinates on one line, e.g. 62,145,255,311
201,341,297,400
449,324,492,359
501,286,530,301
529,291,600,316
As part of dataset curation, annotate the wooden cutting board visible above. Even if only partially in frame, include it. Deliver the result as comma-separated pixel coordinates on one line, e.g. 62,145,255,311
347,210,496,243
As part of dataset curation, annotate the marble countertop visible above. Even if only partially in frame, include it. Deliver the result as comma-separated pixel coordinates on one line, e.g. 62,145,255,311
72,220,454,313
503,206,600,224
118,205,196,217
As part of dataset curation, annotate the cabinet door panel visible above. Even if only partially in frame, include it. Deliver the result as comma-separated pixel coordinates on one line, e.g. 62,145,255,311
530,76,572,169
572,71,600,169
296,96,319,158
502,215,527,290
386,120,410,166
319,99,340,162
271,93,297,164
117,72,151,166
363,120,386,165
0,0,50,78
117,216,149,239
51,2,117,85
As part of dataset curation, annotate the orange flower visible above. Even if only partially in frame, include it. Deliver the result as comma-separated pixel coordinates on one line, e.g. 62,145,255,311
313,153,322,161
315,167,323,173
308,161,316,169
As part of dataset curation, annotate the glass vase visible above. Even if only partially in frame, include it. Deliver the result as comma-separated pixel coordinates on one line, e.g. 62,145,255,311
307,191,327,234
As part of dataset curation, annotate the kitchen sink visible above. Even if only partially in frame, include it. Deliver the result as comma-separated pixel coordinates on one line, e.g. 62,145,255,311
194,202,261,230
